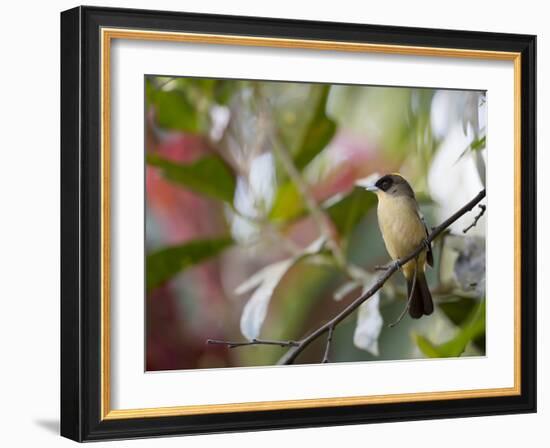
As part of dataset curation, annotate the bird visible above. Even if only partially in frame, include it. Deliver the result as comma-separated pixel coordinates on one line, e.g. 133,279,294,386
366,174,434,318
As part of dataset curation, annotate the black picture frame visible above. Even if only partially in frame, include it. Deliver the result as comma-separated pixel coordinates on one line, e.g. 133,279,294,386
61,5,536,442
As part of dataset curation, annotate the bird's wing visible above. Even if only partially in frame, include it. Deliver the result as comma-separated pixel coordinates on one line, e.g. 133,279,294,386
417,209,434,267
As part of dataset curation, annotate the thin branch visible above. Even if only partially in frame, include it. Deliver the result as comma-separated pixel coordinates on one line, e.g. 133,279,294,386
388,261,417,328
221,101,303,258
374,262,395,271
463,204,486,233
268,129,346,268
207,338,299,349
255,92,364,280
208,189,486,365
322,326,335,363
277,188,486,365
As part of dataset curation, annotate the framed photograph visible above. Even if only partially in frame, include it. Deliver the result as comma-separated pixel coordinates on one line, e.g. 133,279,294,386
60,6,536,442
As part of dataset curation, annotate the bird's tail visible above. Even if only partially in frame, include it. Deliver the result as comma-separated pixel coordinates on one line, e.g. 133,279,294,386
408,271,433,319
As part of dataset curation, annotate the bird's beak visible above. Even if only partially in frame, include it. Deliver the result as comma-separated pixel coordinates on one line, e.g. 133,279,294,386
365,184,379,192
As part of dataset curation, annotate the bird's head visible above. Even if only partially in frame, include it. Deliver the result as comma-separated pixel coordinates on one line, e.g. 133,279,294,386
366,173,415,199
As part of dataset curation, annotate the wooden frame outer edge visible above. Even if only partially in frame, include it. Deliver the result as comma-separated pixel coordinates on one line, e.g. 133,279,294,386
99,27,523,421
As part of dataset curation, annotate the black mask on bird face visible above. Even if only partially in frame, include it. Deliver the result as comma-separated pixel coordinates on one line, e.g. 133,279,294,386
367,174,415,199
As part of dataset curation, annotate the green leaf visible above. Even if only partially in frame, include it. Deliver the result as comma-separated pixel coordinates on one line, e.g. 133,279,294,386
471,136,486,151
213,80,239,105
146,80,201,132
270,186,375,240
173,78,218,102
438,297,477,326
269,183,304,222
415,299,485,358
270,83,336,171
147,237,233,291
414,191,436,205
439,297,486,352
268,86,338,222
455,136,486,164
326,187,376,237
293,85,337,170
147,153,236,203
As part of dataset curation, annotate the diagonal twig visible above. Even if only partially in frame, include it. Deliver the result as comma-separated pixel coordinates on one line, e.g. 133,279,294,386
277,188,486,364
207,189,486,365
207,338,299,349
321,326,335,363
269,133,346,267
463,204,486,233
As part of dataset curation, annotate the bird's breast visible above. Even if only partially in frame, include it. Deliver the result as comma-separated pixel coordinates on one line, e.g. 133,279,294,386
376,195,426,261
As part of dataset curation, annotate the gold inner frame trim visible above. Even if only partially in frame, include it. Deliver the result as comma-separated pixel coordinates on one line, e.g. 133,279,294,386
100,27,522,420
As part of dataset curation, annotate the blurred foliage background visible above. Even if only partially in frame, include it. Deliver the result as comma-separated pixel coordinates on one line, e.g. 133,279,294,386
145,75,487,371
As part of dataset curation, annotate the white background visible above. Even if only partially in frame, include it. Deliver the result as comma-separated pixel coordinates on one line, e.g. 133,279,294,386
112,39,515,409
0,0,546,447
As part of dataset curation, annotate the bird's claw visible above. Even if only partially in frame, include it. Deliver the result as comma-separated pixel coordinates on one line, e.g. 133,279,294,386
422,238,431,251
375,260,401,271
